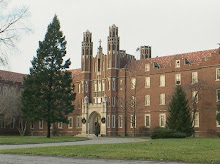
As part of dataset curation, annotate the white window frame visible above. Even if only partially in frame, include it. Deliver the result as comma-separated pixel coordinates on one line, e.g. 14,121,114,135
145,77,150,88
145,95,150,106
193,112,199,127
94,81,97,92
76,116,81,128
175,60,180,68
119,79,123,90
78,83,81,93
145,64,150,72
131,96,136,107
160,93,165,105
159,113,166,127
216,111,220,127
108,79,111,90
102,80,105,91
192,91,198,103
112,97,115,107
39,120,43,129
112,115,115,128
216,68,220,81
160,75,165,87
175,74,181,85
145,114,151,128
58,122,63,129
216,89,220,102
107,115,110,128
98,80,101,92
68,117,73,129
131,78,136,89
118,115,122,128
192,72,198,84
112,78,116,90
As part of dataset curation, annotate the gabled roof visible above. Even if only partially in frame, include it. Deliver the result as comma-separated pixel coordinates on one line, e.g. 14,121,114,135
69,68,81,75
0,70,26,83
150,49,217,67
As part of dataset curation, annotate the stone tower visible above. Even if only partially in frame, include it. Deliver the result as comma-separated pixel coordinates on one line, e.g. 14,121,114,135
140,46,151,59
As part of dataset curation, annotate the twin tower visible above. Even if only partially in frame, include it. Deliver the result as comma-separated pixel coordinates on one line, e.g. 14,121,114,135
81,24,151,73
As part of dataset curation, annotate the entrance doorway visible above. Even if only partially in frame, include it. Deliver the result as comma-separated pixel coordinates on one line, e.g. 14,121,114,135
89,111,101,134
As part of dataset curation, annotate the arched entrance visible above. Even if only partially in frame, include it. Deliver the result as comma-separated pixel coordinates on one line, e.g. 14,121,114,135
89,111,101,134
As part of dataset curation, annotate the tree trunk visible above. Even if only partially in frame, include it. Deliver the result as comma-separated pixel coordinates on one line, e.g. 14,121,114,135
47,121,50,138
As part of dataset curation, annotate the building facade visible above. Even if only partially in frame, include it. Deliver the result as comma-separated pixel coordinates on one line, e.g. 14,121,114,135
29,25,220,137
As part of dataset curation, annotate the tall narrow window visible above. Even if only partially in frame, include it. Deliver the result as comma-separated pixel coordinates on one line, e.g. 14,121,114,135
58,122,62,129
119,79,123,90
112,97,115,107
76,116,81,128
145,77,150,88
131,96,136,107
30,121,34,129
107,115,110,128
160,94,165,105
130,115,136,128
102,80,105,91
216,112,220,127
78,83,81,93
108,79,111,90
118,115,122,128
39,120,43,129
68,117,73,129
192,72,198,84
98,59,101,72
159,114,166,127
193,112,199,127
145,64,150,72
119,97,123,107
175,74,181,85
192,91,198,103
94,81,97,92
216,89,220,102
98,80,101,91
145,95,150,106
131,78,136,89
145,114,150,128
112,115,115,128
216,68,220,80
112,78,116,90
160,75,165,87
85,81,88,93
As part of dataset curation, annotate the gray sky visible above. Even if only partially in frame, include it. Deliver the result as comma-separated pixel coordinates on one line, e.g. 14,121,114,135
3,0,220,74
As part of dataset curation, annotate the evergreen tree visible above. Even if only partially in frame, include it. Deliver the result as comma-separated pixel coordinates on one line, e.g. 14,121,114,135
21,15,75,138
166,85,193,136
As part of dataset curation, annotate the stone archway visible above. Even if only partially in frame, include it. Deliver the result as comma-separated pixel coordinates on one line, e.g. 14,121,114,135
89,111,101,134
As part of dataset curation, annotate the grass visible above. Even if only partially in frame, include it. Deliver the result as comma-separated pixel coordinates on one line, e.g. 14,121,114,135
0,136,87,145
0,138,219,163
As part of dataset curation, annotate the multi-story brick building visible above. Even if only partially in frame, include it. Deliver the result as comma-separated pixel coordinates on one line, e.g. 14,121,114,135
29,25,220,137
0,70,25,135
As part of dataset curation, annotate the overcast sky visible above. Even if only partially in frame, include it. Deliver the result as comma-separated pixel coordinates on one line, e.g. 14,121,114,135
2,0,220,74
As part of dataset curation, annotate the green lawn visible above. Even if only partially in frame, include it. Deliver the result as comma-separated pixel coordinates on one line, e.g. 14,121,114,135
0,136,87,145
0,138,219,163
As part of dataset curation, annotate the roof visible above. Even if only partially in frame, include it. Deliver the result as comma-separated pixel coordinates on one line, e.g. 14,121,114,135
69,68,81,76
149,49,218,67
0,70,26,83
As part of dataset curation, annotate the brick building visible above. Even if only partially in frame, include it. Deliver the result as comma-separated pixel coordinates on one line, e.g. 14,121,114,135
0,70,25,135
28,25,220,137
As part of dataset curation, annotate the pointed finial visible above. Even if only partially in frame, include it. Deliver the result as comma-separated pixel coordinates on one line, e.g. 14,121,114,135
99,39,102,47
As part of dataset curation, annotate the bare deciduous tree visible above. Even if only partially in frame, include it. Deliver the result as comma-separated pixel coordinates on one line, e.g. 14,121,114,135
0,0,30,66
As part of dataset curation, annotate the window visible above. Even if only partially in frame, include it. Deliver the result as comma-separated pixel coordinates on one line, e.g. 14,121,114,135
94,81,97,92
68,117,73,129
76,116,81,128
98,80,101,91
131,78,136,89
216,68,220,80
0,120,5,128
112,115,115,128
216,112,220,127
112,78,116,90
119,97,123,107
112,97,116,107
216,89,220,102
192,72,198,84
108,79,111,90
78,83,81,93
175,74,181,85
145,95,150,106
192,91,198,103
175,60,180,68
102,80,105,91
145,114,150,128
58,122,62,129
118,115,122,128
131,96,136,107
160,94,165,105
108,97,111,106
159,114,166,127
50,123,53,129
30,121,34,129
81,81,84,93
85,81,88,93
130,115,136,128
107,115,110,128
119,79,123,90
39,120,43,129
145,77,150,88
160,75,165,87
193,112,199,127
145,64,150,72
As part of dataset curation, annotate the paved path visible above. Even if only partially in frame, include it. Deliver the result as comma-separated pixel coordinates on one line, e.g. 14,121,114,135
0,137,148,150
0,154,203,164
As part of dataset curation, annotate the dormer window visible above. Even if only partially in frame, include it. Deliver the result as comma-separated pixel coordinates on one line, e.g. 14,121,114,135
153,62,160,68
175,60,180,68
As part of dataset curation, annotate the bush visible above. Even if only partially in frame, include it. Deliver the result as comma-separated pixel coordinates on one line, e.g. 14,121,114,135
151,127,186,139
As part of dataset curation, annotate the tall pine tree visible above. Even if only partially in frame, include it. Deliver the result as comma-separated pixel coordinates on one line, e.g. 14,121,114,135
21,15,75,138
166,85,193,136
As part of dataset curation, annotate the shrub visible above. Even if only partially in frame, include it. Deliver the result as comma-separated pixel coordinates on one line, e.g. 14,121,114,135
151,127,186,139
